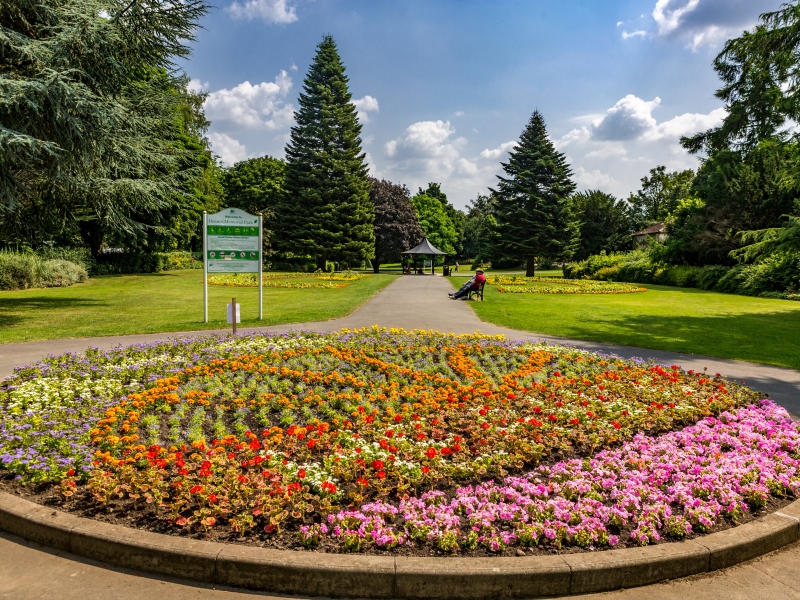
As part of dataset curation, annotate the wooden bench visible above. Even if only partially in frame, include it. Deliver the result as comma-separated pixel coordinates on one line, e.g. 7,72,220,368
468,281,485,301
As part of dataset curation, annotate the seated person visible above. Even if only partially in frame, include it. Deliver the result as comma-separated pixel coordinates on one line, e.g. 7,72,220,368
449,269,486,300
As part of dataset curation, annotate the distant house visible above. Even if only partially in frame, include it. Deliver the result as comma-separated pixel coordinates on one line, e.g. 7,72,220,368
632,222,667,249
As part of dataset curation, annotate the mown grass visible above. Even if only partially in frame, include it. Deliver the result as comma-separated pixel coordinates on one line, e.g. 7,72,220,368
0,270,398,343
454,280,800,370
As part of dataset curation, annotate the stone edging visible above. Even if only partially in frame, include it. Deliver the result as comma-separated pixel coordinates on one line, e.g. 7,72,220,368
1,491,798,598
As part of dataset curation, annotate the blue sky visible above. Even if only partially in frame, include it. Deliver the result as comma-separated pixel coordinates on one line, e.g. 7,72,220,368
183,0,783,209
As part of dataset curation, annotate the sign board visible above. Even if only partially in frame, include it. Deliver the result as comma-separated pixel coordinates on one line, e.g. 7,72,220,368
203,208,263,323
206,208,260,273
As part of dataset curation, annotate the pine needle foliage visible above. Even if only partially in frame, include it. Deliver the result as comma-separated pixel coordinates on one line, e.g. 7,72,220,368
491,110,577,276
274,35,374,269
0,0,209,254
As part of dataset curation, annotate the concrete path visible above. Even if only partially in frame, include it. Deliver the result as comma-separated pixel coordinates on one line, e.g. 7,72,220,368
2,274,800,599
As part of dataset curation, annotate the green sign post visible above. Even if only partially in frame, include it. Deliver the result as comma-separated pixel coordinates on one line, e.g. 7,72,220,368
203,208,263,323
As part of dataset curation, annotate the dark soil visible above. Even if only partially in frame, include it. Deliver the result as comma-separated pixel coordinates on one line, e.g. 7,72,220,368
1,476,793,558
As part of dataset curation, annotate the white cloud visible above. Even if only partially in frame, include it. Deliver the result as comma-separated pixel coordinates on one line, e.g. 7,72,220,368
555,126,591,150
653,0,700,36
479,141,517,160
188,78,209,93
585,144,627,159
203,71,294,129
621,29,647,39
573,167,623,191
454,111,465,117
651,0,783,50
353,95,379,123
226,0,297,23
208,133,249,166
592,95,661,141
654,107,726,138
384,120,465,160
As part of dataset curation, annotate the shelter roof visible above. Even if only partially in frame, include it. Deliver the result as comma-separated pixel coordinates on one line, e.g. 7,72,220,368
401,237,448,255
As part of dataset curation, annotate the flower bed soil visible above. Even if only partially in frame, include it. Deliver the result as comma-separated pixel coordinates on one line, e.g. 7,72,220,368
2,329,798,557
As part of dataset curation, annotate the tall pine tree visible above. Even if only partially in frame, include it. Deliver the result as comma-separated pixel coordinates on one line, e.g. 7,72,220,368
274,35,374,269
492,110,577,276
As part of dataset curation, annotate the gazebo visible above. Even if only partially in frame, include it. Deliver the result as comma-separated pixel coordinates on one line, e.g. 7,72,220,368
402,237,448,274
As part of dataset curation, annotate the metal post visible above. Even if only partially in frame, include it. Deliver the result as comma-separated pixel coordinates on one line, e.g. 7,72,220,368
258,214,263,320
202,211,208,323
232,297,237,335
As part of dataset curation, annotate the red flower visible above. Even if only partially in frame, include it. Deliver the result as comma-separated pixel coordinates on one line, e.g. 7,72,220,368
208,493,218,504
371,459,385,470
249,439,261,451
612,421,621,430
356,477,369,487
507,393,516,399
307,439,316,449
66,468,75,476
190,485,203,494
422,466,430,474
548,414,557,421
298,468,306,479
385,429,394,438
440,447,452,456
376,471,386,479
483,391,492,398
425,447,437,459
569,418,579,425
394,414,403,422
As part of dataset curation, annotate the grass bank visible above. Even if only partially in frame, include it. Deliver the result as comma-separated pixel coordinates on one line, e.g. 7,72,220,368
454,280,800,370
0,270,398,343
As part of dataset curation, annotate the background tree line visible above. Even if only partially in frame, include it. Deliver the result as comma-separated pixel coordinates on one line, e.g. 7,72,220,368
3,1,797,288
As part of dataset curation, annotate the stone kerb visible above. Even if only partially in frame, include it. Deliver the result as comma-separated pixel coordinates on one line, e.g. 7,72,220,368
2,490,799,598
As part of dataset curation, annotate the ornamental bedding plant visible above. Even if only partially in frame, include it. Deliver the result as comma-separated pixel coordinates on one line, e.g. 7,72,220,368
1,328,797,555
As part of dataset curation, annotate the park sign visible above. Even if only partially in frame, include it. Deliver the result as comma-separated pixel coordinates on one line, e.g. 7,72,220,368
203,208,263,323
206,208,260,273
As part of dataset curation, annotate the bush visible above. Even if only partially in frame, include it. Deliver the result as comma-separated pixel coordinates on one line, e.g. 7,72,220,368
566,247,800,299
0,251,87,290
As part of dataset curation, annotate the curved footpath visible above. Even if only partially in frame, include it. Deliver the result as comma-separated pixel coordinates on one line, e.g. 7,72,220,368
2,275,800,600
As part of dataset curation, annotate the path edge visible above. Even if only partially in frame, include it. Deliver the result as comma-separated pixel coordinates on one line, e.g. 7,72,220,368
1,491,798,598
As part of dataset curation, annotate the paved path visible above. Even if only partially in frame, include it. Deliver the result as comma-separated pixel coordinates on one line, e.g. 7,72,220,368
2,274,800,599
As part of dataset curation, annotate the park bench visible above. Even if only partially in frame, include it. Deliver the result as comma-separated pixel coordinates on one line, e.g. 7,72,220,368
468,281,485,301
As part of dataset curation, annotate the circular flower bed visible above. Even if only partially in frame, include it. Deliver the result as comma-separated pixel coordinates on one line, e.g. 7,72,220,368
488,276,646,294
1,329,797,555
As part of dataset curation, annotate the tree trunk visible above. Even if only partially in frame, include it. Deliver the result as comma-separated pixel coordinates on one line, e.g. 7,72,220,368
316,252,327,272
525,256,536,277
371,258,380,273
79,220,105,258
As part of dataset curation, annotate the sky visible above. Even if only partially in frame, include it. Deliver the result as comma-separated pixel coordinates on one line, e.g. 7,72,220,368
182,0,784,210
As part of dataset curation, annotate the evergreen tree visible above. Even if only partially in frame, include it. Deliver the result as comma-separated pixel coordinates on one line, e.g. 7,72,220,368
369,178,423,273
0,0,209,255
274,35,374,269
491,110,577,276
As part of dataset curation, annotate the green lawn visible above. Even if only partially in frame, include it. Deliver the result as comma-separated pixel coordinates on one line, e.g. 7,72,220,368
453,280,800,370
0,270,398,343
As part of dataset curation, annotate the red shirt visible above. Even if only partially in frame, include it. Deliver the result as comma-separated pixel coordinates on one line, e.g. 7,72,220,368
471,273,486,289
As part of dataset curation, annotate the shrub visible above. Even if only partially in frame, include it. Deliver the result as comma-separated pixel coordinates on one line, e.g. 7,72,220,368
91,250,202,275
0,251,87,290
39,259,88,287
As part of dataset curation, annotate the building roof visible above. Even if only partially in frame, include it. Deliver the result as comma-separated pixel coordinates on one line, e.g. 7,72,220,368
401,237,448,255
632,222,666,236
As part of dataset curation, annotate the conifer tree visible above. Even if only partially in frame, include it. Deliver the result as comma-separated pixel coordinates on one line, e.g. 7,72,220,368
492,110,577,276
274,35,374,269
0,0,209,255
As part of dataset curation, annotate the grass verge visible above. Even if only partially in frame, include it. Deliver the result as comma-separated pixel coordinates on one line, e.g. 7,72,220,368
452,280,800,370
0,270,398,343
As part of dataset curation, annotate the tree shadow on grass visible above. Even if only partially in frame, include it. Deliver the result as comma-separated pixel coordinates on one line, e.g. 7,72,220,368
562,309,800,368
0,296,106,328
